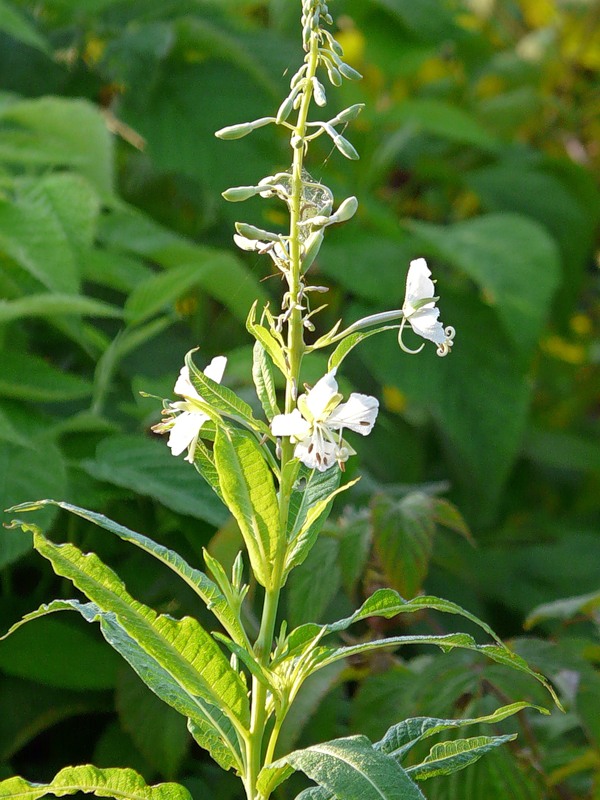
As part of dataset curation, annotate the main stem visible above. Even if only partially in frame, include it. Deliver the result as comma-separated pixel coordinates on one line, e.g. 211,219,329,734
244,32,320,800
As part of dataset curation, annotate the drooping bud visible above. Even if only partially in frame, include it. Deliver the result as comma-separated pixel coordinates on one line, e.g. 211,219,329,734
332,133,359,160
312,77,327,107
339,62,363,81
235,222,281,242
332,195,358,223
222,186,262,202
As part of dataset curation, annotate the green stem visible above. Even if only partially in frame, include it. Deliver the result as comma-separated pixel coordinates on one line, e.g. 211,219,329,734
244,30,321,800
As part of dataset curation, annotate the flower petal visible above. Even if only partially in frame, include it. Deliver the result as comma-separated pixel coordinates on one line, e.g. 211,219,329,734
271,408,311,439
408,306,446,344
294,431,338,472
303,371,341,422
167,411,207,456
403,257,437,316
327,393,379,435
204,355,227,384
173,366,200,399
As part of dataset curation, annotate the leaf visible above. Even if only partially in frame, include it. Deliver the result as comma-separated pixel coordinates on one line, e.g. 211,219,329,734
7,527,251,729
10,498,247,646
284,479,360,578
376,702,545,759
287,466,341,542
117,670,189,780
407,735,516,781
247,302,288,375
258,735,425,799
0,439,67,567
214,427,280,588
372,492,436,598
82,435,227,526
0,294,123,323
287,537,341,627
252,341,280,420
0,0,51,54
0,350,93,402
0,97,114,194
0,613,120,690
410,213,561,355
186,349,270,436
525,590,600,629
0,765,191,800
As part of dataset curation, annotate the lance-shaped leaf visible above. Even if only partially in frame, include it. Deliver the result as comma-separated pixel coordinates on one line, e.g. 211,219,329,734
252,341,280,420
8,522,250,728
185,349,270,437
1,600,244,773
283,479,359,578
407,734,516,781
9,500,248,648
213,427,280,588
327,326,399,371
376,702,546,760
258,735,425,799
0,766,191,800
287,466,340,542
247,302,288,375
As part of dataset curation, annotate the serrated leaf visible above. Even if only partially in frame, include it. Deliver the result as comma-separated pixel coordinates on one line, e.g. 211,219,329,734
408,735,516,781
0,765,191,800
259,735,425,799
252,341,280,420
214,427,280,588
9,499,247,647
376,702,545,759
7,526,250,729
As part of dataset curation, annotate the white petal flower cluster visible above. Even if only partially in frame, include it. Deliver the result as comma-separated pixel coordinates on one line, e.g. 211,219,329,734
401,258,455,356
152,357,226,464
271,371,378,472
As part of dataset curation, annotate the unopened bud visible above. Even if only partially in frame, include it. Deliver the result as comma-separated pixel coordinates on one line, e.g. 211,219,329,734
276,93,296,123
215,117,274,140
302,229,324,271
333,133,359,160
333,195,358,222
312,77,327,107
235,222,281,242
333,104,365,124
339,62,362,81
222,185,261,202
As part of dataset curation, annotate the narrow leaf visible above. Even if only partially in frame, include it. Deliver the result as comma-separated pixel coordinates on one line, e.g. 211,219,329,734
407,734,516,780
247,303,288,375
214,427,280,588
252,341,280,420
0,295,122,323
0,765,191,800
8,500,247,647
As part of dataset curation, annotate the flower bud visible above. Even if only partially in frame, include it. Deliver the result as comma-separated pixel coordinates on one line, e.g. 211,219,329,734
333,133,359,160
339,62,362,81
215,117,274,140
221,185,261,202
302,229,324,271
276,93,296,123
312,77,327,107
333,104,365,124
333,195,358,222
235,222,281,242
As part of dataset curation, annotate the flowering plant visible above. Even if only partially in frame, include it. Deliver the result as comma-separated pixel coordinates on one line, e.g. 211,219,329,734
2,3,558,800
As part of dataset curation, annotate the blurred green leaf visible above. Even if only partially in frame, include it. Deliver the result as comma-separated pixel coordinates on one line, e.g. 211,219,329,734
0,0,51,54
0,350,93,401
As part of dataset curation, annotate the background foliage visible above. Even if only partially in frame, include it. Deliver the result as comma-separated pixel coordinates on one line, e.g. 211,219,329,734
0,0,598,798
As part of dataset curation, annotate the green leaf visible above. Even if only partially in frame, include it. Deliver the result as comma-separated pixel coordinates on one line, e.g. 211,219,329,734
287,537,341,626
0,350,93,401
0,0,51,54
10,498,247,646
214,427,280,588
376,703,545,759
186,350,270,436
246,302,288,375
259,735,425,799
82,435,227,526
407,735,516,781
284,479,359,578
117,670,189,780
287,466,341,542
410,214,561,355
0,97,114,194
0,294,123,323
0,613,119,690
8,527,251,729
252,341,280,420
0,765,191,800
525,590,600,629
372,492,436,598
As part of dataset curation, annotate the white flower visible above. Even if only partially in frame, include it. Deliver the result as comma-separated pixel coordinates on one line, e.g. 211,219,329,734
271,371,378,472
153,356,226,464
401,258,455,356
